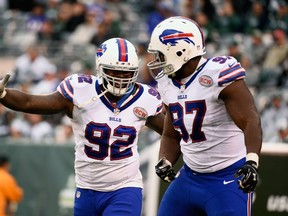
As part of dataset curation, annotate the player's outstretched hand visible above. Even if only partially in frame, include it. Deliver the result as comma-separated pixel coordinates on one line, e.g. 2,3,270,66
234,160,258,193
0,74,11,99
155,157,177,183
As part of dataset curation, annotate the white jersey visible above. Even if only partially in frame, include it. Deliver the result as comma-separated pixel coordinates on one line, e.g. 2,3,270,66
57,74,163,191
157,56,246,173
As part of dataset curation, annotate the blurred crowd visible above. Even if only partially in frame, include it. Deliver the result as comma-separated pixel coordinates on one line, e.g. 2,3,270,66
0,0,287,145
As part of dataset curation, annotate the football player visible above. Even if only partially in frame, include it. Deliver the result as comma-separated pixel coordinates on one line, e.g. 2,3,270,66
147,16,262,216
0,38,164,216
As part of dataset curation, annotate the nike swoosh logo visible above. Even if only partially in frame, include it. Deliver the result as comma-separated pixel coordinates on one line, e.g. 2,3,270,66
223,180,235,185
228,62,236,67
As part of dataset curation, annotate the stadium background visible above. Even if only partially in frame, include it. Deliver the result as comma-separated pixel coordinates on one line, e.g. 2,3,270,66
0,0,288,215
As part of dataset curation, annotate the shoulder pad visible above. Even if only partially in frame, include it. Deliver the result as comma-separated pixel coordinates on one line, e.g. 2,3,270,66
67,74,96,88
57,74,97,103
140,84,163,114
209,56,245,86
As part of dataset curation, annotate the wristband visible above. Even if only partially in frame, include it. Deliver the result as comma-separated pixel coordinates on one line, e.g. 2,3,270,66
246,152,259,168
0,89,6,99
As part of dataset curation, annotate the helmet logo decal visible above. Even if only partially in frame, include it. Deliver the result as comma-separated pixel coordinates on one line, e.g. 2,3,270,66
96,44,107,57
159,30,195,46
117,38,128,62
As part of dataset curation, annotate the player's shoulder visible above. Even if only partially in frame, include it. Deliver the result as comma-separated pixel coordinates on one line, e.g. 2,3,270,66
57,74,99,105
135,83,163,115
62,73,98,88
136,83,162,102
206,55,238,70
205,56,245,86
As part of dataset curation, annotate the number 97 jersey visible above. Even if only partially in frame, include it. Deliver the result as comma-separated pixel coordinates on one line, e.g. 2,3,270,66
57,74,163,191
157,56,247,173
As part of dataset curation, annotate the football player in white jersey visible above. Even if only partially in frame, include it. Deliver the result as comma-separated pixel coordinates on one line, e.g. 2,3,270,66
0,38,164,216
147,16,262,216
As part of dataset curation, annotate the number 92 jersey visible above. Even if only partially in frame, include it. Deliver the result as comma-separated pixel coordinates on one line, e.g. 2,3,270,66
157,56,247,173
57,74,163,191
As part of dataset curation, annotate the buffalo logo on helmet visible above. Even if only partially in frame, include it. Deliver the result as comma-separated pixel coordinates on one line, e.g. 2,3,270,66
159,30,195,46
96,44,107,57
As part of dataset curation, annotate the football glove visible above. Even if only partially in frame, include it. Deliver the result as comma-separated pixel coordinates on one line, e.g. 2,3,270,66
234,160,258,193
155,157,177,183
0,74,11,99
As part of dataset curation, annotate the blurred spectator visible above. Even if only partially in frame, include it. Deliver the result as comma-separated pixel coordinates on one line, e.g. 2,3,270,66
181,0,217,22
52,1,73,40
31,64,59,94
13,45,55,84
45,0,59,21
241,54,261,87
242,30,267,86
194,11,218,43
231,0,252,17
55,116,74,144
227,41,242,62
269,0,288,34
0,154,23,216
56,65,71,83
26,3,47,33
261,94,288,142
10,113,54,142
263,28,288,69
64,1,86,33
37,20,61,43
244,0,269,34
246,30,267,67
67,5,98,45
200,0,218,21
0,105,15,137
275,118,288,143
89,22,108,47
26,114,54,143
146,0,176,35
180,0,197,18
85,2,105,24
260,28,288,86
10,114,31,139
217,0,243,34
276,57,288,87
226,40,260,87
90,9,123,47
0,0,7,10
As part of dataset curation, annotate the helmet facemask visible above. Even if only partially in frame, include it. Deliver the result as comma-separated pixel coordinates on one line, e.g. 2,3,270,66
99,65,138,96
147,50,175,79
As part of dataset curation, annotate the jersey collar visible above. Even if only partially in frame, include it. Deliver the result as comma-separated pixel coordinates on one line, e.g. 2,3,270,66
172,58,209,90
95,81,144,114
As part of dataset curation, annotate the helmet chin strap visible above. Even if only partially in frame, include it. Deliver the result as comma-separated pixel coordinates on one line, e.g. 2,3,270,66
77,82,135,109
77,89,108,108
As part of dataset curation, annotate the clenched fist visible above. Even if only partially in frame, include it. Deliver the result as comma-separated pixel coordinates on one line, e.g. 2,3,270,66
155,157,177,183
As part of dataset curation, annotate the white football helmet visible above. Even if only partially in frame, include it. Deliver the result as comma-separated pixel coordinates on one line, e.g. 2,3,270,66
96,38,139,96
147,16,206,79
